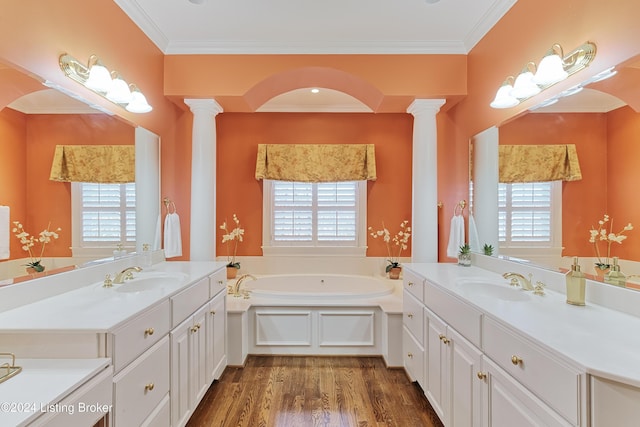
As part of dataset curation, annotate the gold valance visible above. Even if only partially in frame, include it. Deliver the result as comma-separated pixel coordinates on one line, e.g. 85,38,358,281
499,144,582,183
49,145,135,183
255,144,377,182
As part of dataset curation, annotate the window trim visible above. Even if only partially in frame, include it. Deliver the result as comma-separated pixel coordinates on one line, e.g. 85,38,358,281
498,180,563,260
71,182,136,258
262,179,367,257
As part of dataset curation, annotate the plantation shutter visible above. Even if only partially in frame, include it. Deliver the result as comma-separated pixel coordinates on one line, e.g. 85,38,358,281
81,183,136,243
498,182,552,245
272,181,357,245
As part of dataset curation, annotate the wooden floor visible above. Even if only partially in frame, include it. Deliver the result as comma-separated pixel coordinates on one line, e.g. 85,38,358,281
187,356,444,427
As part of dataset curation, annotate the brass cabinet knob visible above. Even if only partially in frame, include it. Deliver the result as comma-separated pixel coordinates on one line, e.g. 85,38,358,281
511,355,523,365
439,334,450,344
408,282,414,287
407,313,414,319
190,325,199,333
218,280,223,285
407,352,413,359
144,383,154,392
144,328,154,337
477,372,487,380
210,310,216,315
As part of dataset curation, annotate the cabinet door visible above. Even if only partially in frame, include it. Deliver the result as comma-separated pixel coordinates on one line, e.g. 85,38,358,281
425,308,450,426
483,357,572,427
171,318,193,427
191,304,209,408
449,328,483,427
206,291,227,381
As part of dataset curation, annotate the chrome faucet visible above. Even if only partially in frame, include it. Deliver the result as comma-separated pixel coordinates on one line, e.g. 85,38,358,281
502,272,534,291
231,274,256,297
114,266,142,284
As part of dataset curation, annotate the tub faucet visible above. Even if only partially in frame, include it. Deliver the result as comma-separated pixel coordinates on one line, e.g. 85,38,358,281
502,272,534,291
114,266,142,284
231,274,256,297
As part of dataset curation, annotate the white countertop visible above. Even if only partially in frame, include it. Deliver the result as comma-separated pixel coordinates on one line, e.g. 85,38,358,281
0,358,111,427
0,261,225,333
404,263,640,388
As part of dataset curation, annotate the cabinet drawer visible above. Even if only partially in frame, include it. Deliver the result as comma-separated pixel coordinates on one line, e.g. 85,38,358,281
403,290,424,346
114,336,170,427
425,280,482,348
209,268,227,298
483,317,580,425
403,269,425,302
111,300,170,372
403,325,424,386
172,277,209,327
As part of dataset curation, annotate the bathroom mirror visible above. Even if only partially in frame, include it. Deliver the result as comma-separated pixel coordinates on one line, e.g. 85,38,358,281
0,61,160,284
471,54,640,290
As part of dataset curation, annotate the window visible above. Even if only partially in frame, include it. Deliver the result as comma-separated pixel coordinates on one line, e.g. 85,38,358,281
262,180,367,256
498,181,561,250
72,182,136,257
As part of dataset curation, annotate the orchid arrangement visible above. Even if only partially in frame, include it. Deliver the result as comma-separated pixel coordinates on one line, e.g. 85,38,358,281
368,220,411,272
220,214,244,269
12,221,61,272
589,214,633,270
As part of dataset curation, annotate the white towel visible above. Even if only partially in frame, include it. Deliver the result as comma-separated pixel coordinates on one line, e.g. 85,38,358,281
163,212,182,258
468,214,481,253
0,206,9,260
446,214,465,259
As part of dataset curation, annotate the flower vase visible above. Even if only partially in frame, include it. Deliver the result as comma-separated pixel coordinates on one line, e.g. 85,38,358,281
458,253,472,267
226,266,238,280
388,267,402,280
594,267,610,280
26,266,45,275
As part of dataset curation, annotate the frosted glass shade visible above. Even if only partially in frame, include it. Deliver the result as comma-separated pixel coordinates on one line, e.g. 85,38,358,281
490,84,519,109
533,54,568,86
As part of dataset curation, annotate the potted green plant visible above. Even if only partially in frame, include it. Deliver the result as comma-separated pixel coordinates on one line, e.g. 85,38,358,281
458,243,472,267
483,243,494,256
220,214,244,279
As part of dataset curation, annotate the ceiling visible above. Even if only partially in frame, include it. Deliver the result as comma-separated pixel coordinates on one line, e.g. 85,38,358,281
113,0,518,55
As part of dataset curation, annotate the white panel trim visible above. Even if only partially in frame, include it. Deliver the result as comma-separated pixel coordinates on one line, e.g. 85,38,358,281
318,311,375,347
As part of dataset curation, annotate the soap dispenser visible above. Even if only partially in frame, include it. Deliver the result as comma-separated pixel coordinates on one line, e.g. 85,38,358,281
566,257,586,306
605,257,626,287
141,243,153,268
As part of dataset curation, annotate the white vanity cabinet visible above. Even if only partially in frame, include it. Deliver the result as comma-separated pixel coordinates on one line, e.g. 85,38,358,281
403,268,584,427
170,273,228,427
590,376,640,426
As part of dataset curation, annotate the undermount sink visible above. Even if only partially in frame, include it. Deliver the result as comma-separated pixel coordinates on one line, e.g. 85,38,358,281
112,272,189,293
456,278,531,301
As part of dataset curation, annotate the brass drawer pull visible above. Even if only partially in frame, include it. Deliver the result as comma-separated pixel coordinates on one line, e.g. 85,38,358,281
477,372,487,380
407,352,413,359
408,282,414,287
439,334,450,344
511,355,523,366
407,313,414,319
144,328,154,337
191,325,200,333
210,310,216,315
144,383,155,392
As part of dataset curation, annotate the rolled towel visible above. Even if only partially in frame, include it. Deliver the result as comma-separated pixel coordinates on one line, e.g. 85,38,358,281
164,212,183,258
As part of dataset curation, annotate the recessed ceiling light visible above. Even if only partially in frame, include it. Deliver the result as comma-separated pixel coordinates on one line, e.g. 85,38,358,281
425,0,441,3
310,88,320,94
188,0,205,4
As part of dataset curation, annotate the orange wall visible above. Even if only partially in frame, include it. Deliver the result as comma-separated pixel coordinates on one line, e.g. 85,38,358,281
215,113,413,257
607,106,640,261
0,110,134,260
498,112,608,257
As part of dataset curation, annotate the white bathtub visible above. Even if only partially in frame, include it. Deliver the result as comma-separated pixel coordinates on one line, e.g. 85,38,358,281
245,274,394,299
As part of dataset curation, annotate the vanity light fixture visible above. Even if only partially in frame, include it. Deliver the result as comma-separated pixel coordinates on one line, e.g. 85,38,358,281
59,53,152,113
490,41,597,109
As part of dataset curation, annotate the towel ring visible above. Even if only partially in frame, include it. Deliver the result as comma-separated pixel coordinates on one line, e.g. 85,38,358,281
163,197,177,214
454,200,467,216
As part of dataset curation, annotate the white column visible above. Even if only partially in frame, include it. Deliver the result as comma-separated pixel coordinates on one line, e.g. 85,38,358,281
185,99,223,261
407,99,445,262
